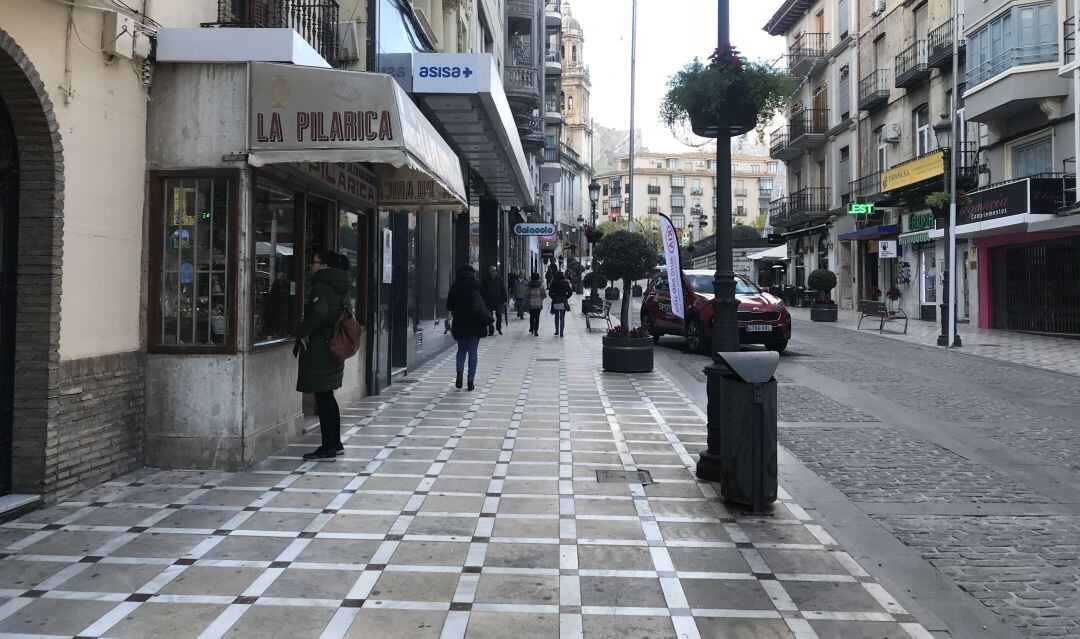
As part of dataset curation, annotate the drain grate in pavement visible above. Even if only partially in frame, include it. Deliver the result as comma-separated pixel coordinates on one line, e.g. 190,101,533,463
537,358,560,361
595,469,654,485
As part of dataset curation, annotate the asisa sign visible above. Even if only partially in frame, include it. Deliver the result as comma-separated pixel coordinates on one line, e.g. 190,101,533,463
514,223,556,236
417,65,474,79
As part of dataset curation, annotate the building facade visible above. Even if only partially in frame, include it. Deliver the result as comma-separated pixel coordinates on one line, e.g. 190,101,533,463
766,0,1079,335
594,150,777,241
0,0,536,504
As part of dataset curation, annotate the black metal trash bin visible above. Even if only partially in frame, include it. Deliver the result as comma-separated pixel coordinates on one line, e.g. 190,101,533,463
696,351,779,512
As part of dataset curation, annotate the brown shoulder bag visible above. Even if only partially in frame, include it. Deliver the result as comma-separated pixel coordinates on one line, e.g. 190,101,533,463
328,307,362,361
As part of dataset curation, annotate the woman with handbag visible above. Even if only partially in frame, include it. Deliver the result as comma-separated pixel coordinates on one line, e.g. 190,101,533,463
296,250,352,461
447,264,493,390
548,271,573,337
524,272,546,336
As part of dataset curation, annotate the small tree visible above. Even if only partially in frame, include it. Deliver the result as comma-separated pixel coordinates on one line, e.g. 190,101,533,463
595,230,659,331
808,269,837,302
582,272,608,291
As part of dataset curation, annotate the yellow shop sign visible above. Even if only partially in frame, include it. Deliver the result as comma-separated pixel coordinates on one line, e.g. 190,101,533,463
880,150,945,192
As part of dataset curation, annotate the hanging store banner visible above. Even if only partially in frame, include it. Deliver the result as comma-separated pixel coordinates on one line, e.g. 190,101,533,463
880,150,945,192
539,233,559,249
658,213,685,320
514,223,556,236
958,177,1064,225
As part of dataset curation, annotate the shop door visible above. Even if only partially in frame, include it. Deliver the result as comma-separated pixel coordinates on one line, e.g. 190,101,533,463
371,211,392,393
862,242,879,298
0,98,16,496
991,237,1080,335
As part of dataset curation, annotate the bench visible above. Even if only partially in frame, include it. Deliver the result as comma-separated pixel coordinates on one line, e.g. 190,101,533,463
585,300,613,332
857,300,908,334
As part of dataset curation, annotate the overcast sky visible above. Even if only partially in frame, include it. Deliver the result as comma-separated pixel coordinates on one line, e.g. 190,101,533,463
570,0,785,151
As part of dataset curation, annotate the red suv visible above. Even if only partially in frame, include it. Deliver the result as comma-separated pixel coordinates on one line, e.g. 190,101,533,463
641,269,791,353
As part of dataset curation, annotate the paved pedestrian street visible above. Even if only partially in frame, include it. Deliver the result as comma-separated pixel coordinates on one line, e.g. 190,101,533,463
0,313,932,639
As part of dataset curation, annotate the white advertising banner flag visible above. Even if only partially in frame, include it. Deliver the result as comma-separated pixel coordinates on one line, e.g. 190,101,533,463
659,214,685,320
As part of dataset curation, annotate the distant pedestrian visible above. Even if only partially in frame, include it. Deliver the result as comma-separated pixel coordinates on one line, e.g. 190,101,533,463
525,272,545,336
296,250,352,461
548,271,573,337
481,265,508,335
512,270,527,319
447,265,493,391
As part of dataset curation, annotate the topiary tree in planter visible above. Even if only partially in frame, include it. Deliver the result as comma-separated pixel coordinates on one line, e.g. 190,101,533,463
582,272,608,313
808,268,838,322
595,230,659,333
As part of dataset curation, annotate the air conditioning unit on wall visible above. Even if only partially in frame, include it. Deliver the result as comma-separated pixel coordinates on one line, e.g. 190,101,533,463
871,0,886,17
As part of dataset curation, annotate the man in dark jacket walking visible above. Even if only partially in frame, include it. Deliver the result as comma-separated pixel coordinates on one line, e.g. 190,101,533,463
481,265,507,335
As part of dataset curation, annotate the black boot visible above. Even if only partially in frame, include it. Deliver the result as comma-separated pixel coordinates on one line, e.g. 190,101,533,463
455,372,463,389
467,379,475,391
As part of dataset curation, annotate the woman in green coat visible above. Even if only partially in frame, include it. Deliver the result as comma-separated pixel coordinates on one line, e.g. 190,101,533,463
296,250,353,461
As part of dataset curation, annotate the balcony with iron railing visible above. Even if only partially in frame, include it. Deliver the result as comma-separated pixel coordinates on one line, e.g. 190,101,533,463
849,170,882,202
769,125,798,161
733,187,748,197
690,187,704,195
545,0,561,25
648,206,660,214
790,109,829,148
504,63,540,110
545,48,562,74
789,32,828,77
508,0,536,21
858,69,890,112
896,40,930,88
968,43,1058,86
1066,17,1076,66
206,0,340,66
768,187,830,229
928,16,965,69
647,185,661,194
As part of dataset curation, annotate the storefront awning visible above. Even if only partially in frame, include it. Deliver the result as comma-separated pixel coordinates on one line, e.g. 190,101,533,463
780,223,829,240
408,53,534,208
246,62,467,209
898,228,944,245
838,225,901,241
746,245,788,261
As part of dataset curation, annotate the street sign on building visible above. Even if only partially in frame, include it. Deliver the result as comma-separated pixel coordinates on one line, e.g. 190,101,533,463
878,240,897,258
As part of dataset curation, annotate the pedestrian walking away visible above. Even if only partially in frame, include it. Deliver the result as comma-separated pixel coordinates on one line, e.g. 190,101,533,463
525,272,546,336
548,270,573,337
295,250,352,461
481,264,508,335
512,270,527,319
447,264,493,391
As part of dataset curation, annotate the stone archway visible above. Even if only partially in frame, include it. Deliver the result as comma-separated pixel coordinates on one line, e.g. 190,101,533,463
0,28,65,496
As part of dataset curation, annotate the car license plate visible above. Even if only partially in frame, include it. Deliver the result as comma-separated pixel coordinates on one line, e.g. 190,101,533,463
745,324,772,333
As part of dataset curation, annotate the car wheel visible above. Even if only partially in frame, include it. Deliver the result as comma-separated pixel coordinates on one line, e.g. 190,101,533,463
640,312,661,343
685,318,708,355
766,339,788,353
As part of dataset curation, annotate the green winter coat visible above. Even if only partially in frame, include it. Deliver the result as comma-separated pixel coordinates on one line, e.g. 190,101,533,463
295,267,352,393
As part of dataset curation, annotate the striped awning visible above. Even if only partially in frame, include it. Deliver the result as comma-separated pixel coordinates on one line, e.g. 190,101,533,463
899,231,931,245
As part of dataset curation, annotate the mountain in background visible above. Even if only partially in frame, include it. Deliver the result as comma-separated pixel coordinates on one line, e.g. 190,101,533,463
592,124,646,173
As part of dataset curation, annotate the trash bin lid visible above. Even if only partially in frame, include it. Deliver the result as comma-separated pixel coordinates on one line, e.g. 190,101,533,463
716,351,780,383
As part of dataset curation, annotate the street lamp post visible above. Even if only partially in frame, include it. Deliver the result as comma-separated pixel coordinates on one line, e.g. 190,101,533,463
934,3,962,348
587,179,601,309
708,4,738,356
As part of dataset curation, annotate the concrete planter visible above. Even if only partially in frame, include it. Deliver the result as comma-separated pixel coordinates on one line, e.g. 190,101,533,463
810,304,838,322
602,336,654,373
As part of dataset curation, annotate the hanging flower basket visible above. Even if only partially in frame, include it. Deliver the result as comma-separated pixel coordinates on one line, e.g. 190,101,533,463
661,44,794,140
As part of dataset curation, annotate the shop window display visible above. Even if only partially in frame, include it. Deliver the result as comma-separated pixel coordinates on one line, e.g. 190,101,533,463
156,177,231,347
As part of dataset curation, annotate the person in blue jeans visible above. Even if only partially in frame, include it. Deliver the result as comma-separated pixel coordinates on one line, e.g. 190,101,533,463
447,265,492,390
548,271,573,337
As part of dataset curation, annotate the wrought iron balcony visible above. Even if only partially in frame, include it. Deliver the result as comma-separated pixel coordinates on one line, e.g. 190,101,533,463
789,32,828,77
768,187,830,229
849,170,882,202
647,185,661,194
790,109,829,148
207,0,339,67
690,188,704,195
648,206,660,214
769,126,798,161
858,69,889,112
508,0,536,21
504,65,540,111
895,40,931,88
733,187,748,197
928,16,965,69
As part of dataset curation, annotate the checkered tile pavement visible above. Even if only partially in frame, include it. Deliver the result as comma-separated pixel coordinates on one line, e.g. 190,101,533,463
0,313,933,638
